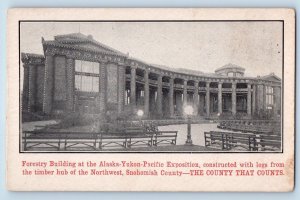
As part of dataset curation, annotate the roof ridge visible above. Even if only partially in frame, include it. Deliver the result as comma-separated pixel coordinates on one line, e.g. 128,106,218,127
54,33,127,57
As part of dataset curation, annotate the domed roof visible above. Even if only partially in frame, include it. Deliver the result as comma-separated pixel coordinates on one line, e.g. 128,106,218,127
215,63,245,73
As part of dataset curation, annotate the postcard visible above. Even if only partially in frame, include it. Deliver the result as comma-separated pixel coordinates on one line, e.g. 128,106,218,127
6,8,295,191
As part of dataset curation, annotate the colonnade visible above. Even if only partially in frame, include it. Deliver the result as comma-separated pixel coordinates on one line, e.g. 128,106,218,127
125,66,281,119
21,53,281,120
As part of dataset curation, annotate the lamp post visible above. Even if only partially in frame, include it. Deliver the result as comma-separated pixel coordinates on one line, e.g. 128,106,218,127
137,109,144,126
217,112,221,120
184,105,194,145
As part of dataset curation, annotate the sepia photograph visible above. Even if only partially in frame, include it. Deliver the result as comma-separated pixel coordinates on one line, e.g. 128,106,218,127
6,8,295,192
20,21,283,152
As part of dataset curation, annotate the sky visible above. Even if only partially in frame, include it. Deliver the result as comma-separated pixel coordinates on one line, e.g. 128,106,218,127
20,21,283,78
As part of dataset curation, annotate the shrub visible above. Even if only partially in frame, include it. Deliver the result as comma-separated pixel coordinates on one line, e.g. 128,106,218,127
58,112,104,128
116,110,134,122
21,111,44,122
253,109,273,120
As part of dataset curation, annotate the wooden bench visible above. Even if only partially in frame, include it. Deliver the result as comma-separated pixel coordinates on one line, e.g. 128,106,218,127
225,132,256,150
204,132,224,147
205,131,256,151
205,131,282,151
254,134,281,151
152,131,177,146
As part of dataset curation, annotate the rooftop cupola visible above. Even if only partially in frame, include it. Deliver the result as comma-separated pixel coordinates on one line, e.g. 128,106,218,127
215,63,245,77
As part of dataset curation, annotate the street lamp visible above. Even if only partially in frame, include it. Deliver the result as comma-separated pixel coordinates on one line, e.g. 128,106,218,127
184,105,194,145
137,109,144,117
137,109,144,126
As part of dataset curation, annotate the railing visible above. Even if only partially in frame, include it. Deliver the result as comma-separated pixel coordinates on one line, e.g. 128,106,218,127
174,84,183,89
23,130,178,151
209,88,218,92
236,88,248,92
222,88,232,92
136,75,144,82
199,87,206,91
162,82,170,87
149,79,157,85
187,85,195,90
204,131,281,151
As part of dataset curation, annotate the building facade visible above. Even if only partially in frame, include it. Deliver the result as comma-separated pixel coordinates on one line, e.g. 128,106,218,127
21,33,282,119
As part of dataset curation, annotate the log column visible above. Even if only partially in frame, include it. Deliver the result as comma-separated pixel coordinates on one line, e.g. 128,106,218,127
144,69,149,117
130,66,136,112
252,84,256,115
218,82,222,114
169,77,174,117
232,82,237,116
206,82,210,117
183,79,188,107
157,75,163,117
28,64,36,112
193,81,199,116
262,84,266,111
247,83,252,116
66,58,75,112
43,54,54,114
22,64,29,112
256,83,265,112
99,62,107,115
273,86,281,117
118,64,126,114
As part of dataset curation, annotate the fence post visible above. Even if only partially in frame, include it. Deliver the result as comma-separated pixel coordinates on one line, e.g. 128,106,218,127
221,134,225,149
58,133,66,151
93,133,97,150
127,136,131,148
99,133,102,150
174,132,177,145
64,134,67,151
58,137,61,151
24,132,27,151
248,136,251,151
150,135,153,147
256,134,262,151
225,134,229,150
